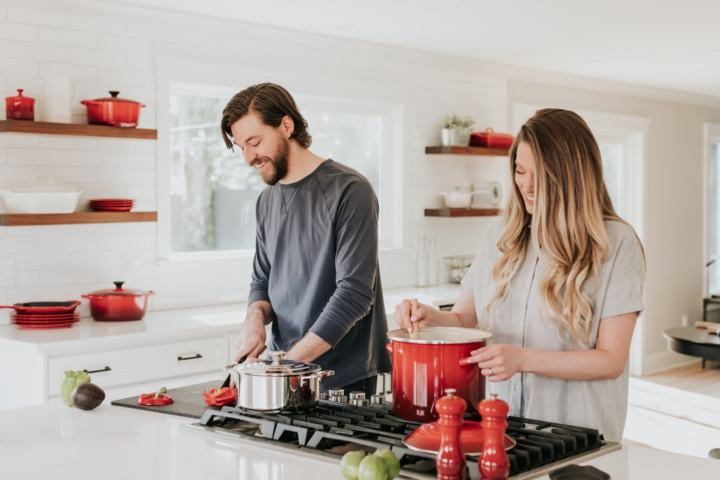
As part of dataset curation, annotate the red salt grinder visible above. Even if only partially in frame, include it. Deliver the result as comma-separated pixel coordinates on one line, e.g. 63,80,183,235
478,393,510,480
435,388,467,480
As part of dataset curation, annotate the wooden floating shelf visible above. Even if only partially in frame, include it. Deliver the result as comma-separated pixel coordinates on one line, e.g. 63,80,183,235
0,119,157,139
425,208,501,218
425,146,509,156
0,211,158,226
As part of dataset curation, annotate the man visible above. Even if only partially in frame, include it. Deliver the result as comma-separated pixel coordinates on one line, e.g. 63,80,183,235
221,83,391,396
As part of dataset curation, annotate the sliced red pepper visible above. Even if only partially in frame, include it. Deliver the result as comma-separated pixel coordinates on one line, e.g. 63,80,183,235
138,393,174,406
203,387,237,407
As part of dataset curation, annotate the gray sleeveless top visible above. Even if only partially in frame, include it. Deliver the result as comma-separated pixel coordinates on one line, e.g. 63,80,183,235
461,219,644,442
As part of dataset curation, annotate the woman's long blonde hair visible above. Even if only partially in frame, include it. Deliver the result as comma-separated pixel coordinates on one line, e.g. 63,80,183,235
484,108,644,347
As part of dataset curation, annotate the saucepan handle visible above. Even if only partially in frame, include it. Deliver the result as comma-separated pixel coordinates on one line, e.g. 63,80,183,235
459,356,474,366
301,370,334,381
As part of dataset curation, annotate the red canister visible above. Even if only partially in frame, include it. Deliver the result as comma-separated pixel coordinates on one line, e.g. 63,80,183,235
386,327,491,423
5,89,35,121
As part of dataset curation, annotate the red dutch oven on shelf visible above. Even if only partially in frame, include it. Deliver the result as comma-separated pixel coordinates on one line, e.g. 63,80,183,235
386,327,492,423
81,91,145,128
82,281,154,321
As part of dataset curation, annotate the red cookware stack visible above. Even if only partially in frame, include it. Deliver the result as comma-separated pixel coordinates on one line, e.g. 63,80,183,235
2,301,81,329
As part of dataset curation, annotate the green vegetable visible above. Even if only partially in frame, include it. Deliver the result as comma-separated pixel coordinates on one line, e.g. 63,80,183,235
372,450,400,479
358,455,388,480
60,371,91,407
340,451,365,480
154,386,167,399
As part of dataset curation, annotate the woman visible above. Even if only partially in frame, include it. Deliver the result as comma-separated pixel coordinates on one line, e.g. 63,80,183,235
395,109,645,442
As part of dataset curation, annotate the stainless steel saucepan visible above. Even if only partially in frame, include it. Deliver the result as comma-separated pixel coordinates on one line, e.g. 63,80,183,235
223,350,334,413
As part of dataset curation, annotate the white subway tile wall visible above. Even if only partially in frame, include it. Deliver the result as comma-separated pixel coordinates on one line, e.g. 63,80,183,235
0,1,509,323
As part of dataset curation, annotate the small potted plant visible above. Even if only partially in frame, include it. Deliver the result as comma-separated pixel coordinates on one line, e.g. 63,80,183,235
441,113,475,146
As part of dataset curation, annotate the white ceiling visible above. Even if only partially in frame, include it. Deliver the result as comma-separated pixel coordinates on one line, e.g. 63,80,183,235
70,0,720,99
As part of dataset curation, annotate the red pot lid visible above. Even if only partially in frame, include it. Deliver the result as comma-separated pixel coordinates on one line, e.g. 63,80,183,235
87,281,150,297
87,91,143,105
402,420,516,455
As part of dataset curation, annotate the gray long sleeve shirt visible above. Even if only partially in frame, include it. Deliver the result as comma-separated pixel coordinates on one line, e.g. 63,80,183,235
248,159,392,388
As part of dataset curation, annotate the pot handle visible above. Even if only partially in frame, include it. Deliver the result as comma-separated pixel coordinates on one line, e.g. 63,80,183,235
301,370,334,382
459,356,475,366
81,295,90,299
65,301,81,308
386,343,393,353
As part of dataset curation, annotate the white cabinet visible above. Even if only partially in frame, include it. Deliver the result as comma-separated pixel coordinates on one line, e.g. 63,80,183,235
47,337,228,398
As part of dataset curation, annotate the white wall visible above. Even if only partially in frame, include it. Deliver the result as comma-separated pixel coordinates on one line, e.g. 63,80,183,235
508,80,720,375
0,0,508,321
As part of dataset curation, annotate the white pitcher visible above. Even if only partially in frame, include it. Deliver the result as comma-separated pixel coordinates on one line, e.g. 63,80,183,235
43,76,78,124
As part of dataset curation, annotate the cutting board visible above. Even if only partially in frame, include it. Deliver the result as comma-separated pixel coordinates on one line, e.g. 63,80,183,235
111,380,228,419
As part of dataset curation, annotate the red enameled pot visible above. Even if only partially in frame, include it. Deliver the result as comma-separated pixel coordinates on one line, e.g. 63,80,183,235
80,91,145,128
386,327,492,423
82,281,154,321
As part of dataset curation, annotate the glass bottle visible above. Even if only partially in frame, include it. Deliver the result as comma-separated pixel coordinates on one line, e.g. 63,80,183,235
416,233,428,287
428,235,439,286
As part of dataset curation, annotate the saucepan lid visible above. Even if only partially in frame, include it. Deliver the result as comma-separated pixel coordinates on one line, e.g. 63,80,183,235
387,327,492,345
233,351,321,376
86,281,152,297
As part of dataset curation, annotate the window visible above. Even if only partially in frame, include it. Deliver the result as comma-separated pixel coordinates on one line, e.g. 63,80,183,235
168,85,400,256
598,141,623,215
706,125,720,296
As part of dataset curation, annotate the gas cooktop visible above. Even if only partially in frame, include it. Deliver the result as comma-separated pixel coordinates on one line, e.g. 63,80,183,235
180,396,620,480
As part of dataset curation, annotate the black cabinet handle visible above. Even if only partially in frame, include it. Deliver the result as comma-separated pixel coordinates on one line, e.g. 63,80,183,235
178,354,202,361
83,366,111,374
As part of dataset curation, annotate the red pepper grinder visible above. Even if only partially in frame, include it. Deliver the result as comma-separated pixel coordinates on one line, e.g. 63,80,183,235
478,393,510,480
435,388,467,480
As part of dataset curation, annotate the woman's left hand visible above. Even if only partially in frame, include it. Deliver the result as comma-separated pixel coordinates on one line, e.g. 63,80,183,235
461,344,525,382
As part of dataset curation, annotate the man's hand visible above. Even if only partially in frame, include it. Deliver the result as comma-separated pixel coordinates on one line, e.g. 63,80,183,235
234,301,272,363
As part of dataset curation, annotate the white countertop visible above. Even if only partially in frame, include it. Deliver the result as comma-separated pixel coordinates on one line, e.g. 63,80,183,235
2,400,719,480
0,284,465,353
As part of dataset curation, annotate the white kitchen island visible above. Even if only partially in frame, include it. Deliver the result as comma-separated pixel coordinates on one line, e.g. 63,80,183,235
1,400,719,480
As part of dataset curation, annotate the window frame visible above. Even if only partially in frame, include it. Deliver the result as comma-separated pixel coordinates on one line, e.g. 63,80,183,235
157,82,403,261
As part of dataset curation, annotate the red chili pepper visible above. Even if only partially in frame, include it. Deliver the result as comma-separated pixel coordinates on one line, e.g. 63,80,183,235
138,393,174,406
203,387,237,407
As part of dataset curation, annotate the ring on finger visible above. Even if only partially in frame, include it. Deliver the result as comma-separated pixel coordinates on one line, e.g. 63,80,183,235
488,368,493,375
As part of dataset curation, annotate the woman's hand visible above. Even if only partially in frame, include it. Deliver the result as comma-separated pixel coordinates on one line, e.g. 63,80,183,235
462,344,526,382
394,299,436,334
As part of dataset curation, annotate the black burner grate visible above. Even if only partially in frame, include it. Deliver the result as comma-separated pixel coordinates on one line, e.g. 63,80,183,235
194,400,613,480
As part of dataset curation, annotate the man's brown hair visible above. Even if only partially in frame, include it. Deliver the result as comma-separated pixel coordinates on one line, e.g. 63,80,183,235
221,83,312,150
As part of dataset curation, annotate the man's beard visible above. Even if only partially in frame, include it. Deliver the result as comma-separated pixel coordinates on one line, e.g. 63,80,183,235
252,135,290,186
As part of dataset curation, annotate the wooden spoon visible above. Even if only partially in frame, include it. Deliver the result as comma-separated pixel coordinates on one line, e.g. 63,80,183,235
410,298,420,340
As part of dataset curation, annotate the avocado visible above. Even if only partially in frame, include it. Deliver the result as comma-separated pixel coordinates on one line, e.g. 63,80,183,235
71,383,106,410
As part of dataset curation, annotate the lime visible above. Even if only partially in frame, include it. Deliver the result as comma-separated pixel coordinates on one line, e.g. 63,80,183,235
372,449,400,479
340,451,365,480
358,455,388,480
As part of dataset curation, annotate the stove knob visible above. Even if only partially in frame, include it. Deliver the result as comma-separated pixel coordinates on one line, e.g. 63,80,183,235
337,395,348,403
370,394,384,405
318,392,328,400
352,399,370,407
349,392,366,400
328,389,345,397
